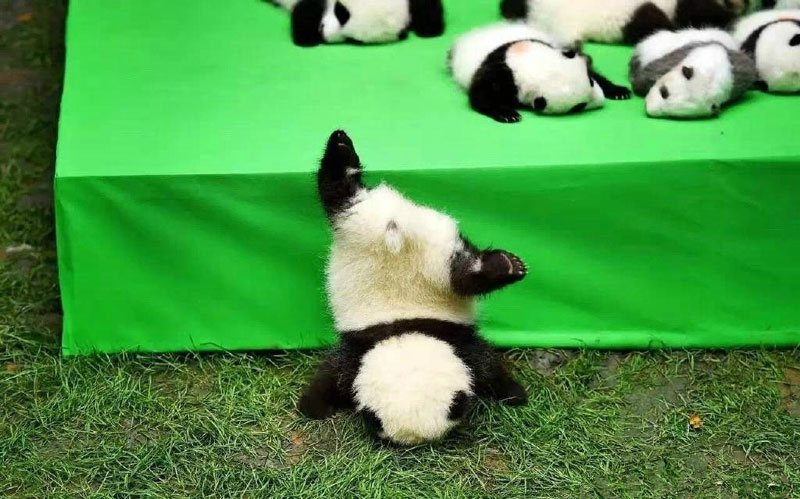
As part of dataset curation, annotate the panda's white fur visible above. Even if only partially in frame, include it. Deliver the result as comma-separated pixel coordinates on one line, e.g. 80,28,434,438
449,23,606,118
631,29,756,117
449,23,563,89
353,333,473,445
733,9,800,93
516,0,679,44
328,184,474,332
646,43,734,117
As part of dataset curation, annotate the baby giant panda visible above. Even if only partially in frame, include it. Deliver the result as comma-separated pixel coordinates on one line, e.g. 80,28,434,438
268,0,444,47
500,0,749,45
448,23,631,123
733,9,800,93
629,29,757,117
297,130,529,445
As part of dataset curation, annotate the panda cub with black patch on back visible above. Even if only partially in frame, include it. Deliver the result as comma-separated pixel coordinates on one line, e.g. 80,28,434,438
734,9,800,93
268,0,444,47
297,130,529,445
449,23,631,123
500,0,749,45
629,28,757,117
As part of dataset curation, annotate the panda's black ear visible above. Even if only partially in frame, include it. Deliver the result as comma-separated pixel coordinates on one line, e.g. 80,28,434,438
682,66,694,80
790,34,800,47
409,0,445,38
291,0,325,47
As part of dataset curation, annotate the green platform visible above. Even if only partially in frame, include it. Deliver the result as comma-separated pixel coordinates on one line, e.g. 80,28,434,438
56,0,800,355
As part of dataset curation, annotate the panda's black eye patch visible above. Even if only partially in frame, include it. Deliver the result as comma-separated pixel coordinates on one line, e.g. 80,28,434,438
790,34,800,47
533,97,547,111
562,50,576,59
682,66,694,80
659,85,669,99
334,1,350,25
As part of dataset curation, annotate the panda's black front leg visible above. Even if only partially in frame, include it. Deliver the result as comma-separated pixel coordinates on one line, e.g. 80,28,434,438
297,353,352,419
317,130,365,219
452,248,527,296
590,71,632,100
469,61,522,123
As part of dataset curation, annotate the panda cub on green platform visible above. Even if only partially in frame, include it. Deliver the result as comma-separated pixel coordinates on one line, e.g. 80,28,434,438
268,0,444,47
629,28,757,118
449,23,630,123
297,130,529,445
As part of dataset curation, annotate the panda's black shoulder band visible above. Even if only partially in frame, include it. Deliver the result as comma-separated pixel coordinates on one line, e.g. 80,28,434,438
340,319,478,348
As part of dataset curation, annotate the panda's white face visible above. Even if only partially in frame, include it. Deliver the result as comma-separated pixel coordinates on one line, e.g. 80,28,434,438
320,0,411,44
505,41,605,115
755,21,800,93
327,184,474,331
645,44,732,118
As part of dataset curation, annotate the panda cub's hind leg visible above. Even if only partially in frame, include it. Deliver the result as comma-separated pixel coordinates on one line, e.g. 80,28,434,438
475,351,528,406
297,353,353,419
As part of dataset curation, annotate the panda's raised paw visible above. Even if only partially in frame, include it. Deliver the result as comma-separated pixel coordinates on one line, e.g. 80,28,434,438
327,129,354,150
481,250,527,284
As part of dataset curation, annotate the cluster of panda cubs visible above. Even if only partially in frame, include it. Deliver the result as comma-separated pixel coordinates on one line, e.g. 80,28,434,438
297,129,529,446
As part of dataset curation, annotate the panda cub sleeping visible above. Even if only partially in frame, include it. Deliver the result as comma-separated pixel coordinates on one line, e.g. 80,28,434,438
449,23,631,123
629,29,757,118
500,0,749,45
269,0,444,47
733,9,800,93
298,130,529,445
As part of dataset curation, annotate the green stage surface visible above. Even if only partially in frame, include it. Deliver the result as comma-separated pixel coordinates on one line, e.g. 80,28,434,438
56,0,800,355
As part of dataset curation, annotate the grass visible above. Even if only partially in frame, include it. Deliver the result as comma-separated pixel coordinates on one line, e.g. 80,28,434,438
1,2,799,497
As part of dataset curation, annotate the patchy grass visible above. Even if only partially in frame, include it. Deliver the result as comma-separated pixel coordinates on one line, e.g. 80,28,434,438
1,2,799,497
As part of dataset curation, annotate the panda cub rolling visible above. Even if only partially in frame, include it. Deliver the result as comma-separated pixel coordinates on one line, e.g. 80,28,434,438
500,0,748,45
733,9,800,93
629,29,757,118
268,0,444,47
298,130,529,445
449,23,631,123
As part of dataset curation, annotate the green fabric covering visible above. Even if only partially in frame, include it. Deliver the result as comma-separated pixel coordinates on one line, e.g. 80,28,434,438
56,0,800,355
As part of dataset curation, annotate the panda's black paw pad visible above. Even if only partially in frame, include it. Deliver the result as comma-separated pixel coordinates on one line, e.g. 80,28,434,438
607,86,631,100
482,250,527,283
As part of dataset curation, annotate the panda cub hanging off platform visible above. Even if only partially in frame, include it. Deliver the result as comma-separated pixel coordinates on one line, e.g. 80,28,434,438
500,0,749,45
449,23,631,123
297,130,529,445
268,0,444,47
629,29,757,118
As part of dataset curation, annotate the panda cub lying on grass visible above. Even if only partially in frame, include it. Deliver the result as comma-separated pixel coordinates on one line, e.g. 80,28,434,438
297,130,529,445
